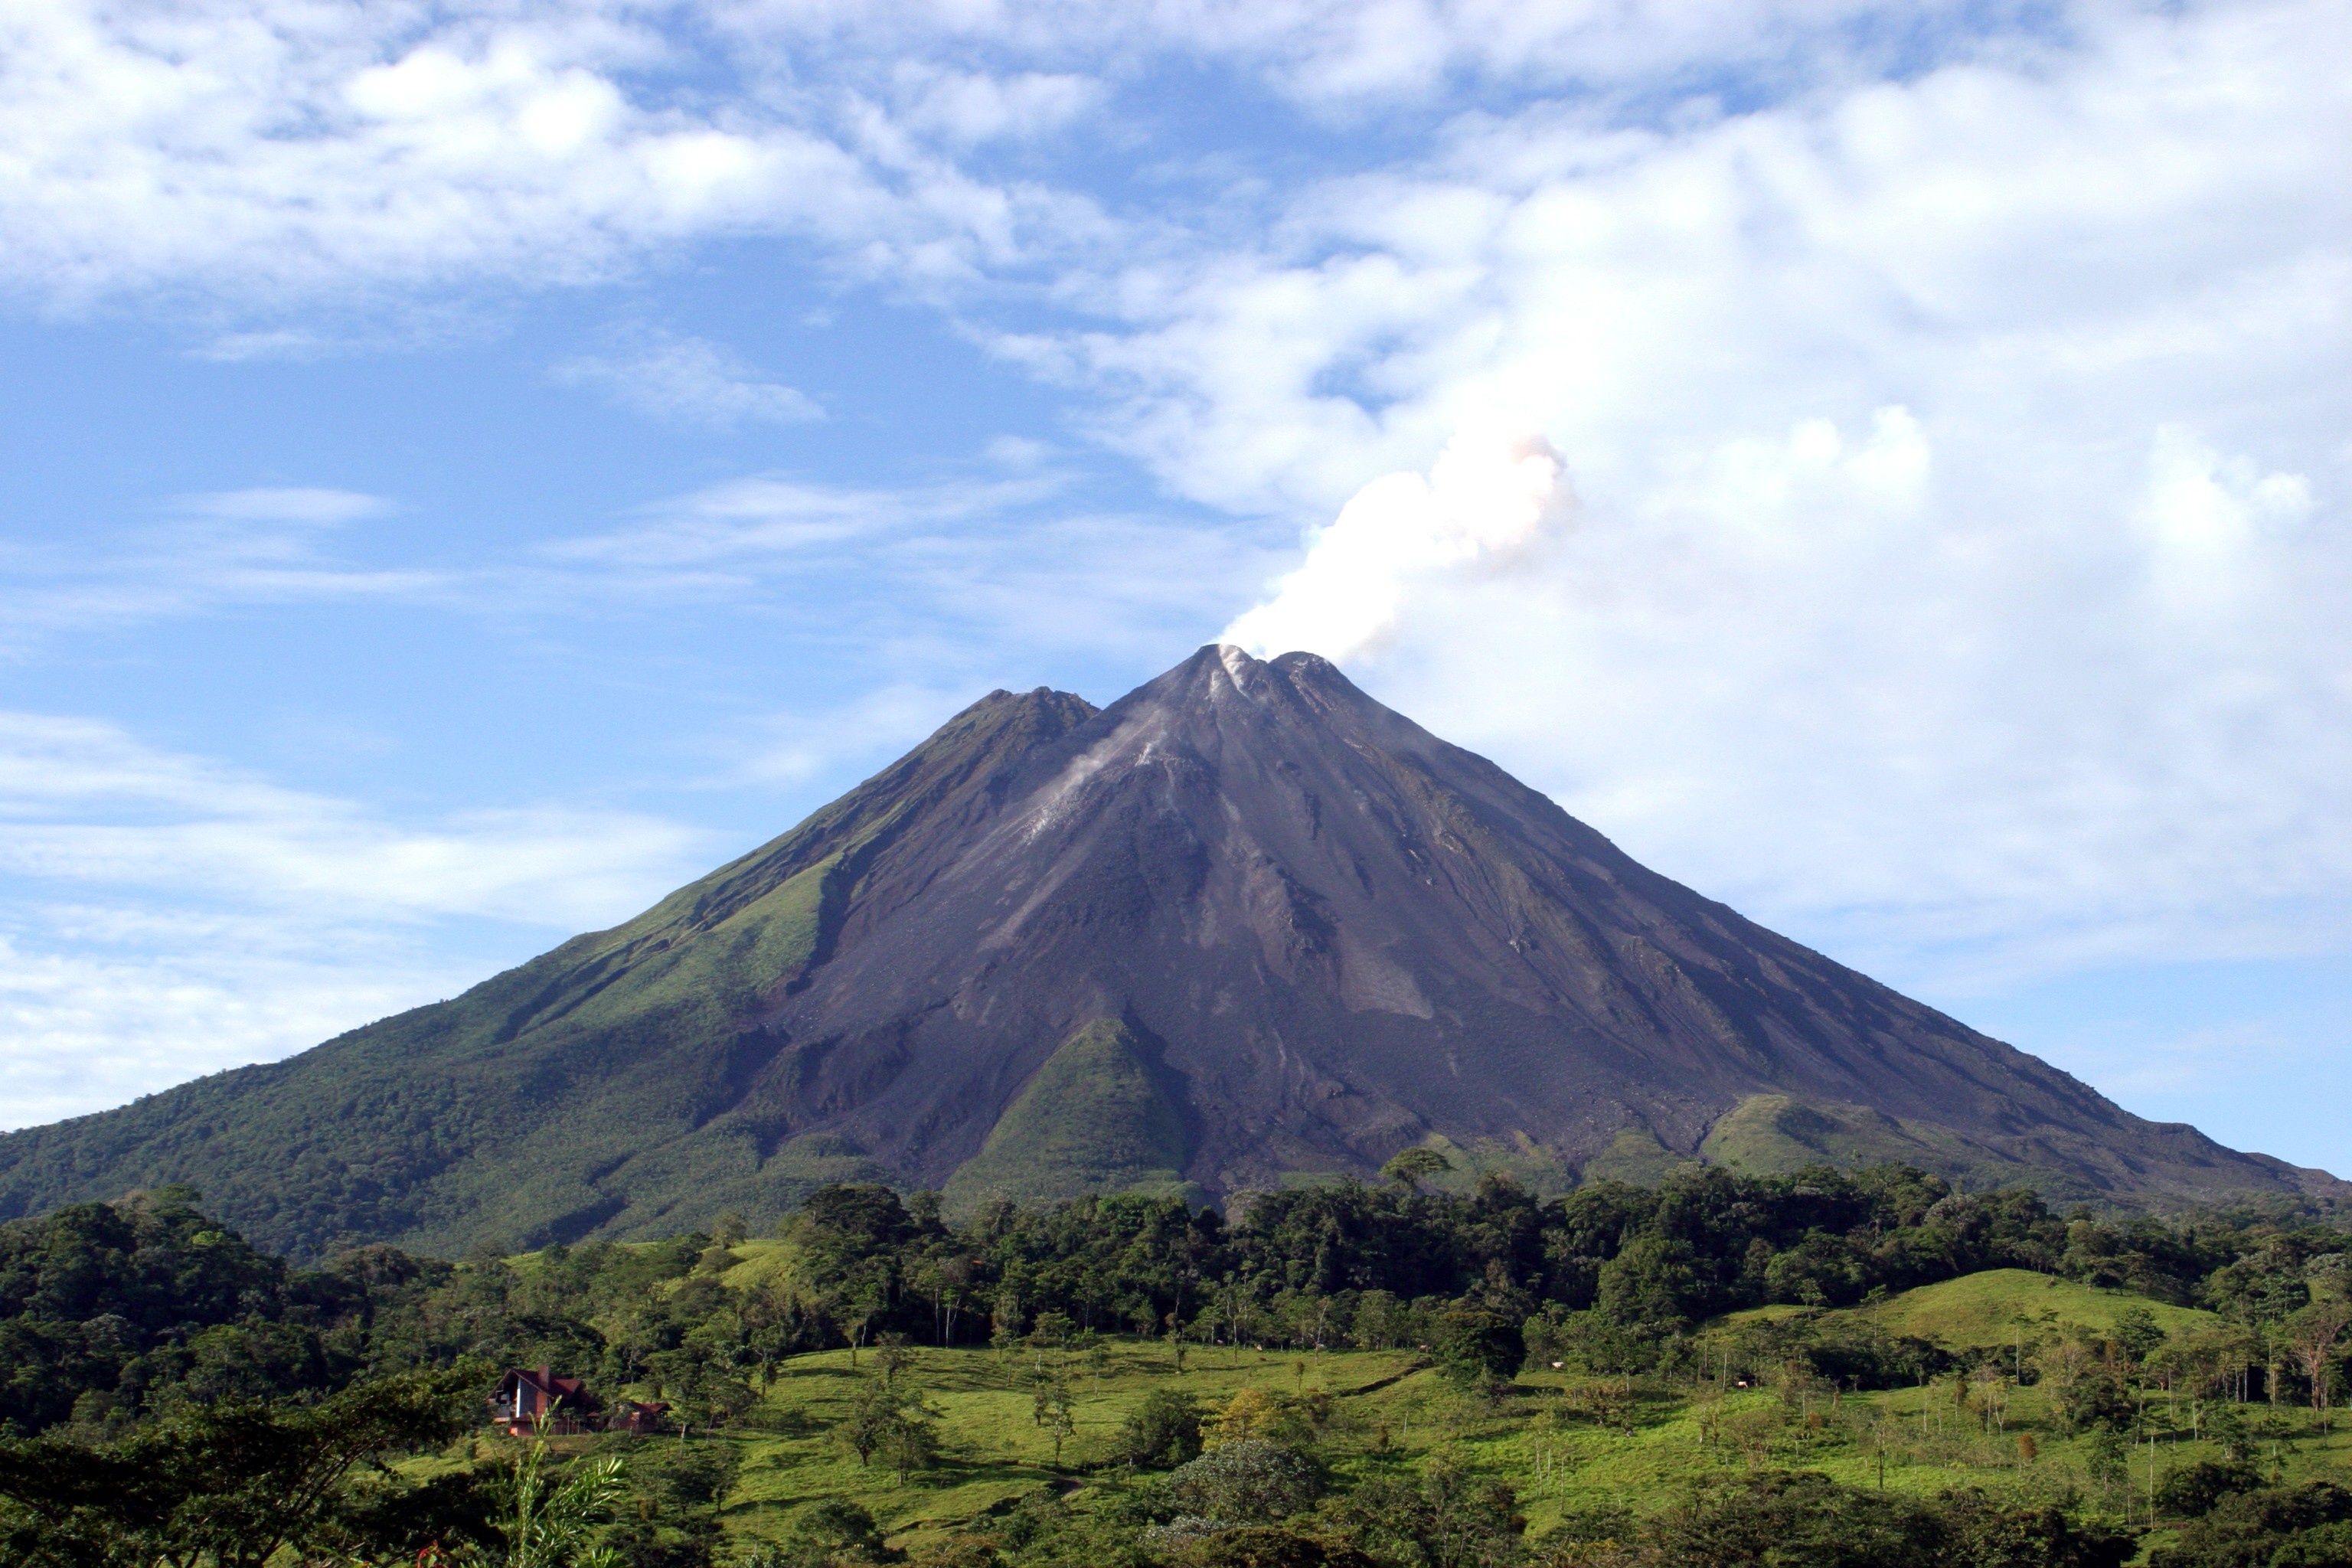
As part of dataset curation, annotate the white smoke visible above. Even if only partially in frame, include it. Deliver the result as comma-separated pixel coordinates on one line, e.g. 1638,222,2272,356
1221,430,1576,662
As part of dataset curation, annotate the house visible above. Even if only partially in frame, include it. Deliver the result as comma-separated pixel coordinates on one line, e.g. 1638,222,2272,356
489,1368,669,1437
606,1398,670,1436
491,1367,599,1436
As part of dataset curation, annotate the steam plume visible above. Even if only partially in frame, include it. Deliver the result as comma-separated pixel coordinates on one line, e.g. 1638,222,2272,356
1222,430,1575,662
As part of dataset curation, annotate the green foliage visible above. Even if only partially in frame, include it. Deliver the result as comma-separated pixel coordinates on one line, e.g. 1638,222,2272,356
942,1021,1191,1214
1380,1150,1454,1194
0,1187,365,1437
473,1433,629,1568
1184,1524,1380,1566
0,1367,479,1568
2151,1481,2352,1568
1170,1439,1325,1525
835,1374,943,1484
1598,1472,2129,1568
2152,1459,2263,1519
1119,1387,1204,1468
1321,1448,1521,1568
749,1498,895,1566
10,1178,2352,1566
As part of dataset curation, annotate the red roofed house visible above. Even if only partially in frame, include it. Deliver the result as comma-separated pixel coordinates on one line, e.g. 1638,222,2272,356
490,1368,669,1437
492,1367,599,1436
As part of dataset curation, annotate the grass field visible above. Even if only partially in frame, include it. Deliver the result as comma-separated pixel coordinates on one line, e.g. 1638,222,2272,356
632,1308,2352,1555
1722,1269,2229,1348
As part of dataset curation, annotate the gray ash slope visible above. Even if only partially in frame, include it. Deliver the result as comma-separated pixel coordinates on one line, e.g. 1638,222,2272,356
0,645,2334,1256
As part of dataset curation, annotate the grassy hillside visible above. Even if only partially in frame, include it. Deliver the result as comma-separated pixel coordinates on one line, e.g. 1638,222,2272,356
940,1020,1195,1214
547,1289,2347,1559
1700,1096,2062,1194
1724,1269,2230,1350
494,1238,2349,1557
1855,1269,2225,1348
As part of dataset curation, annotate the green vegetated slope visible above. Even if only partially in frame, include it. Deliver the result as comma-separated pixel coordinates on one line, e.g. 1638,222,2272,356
942,1020,1194,1214
1579,1125,1700,1187
1854,1268,2224,1348
573,1308,2347,1560
1700,1094,2084,1194
1725,1269,2230,1345
0,689,1096,1258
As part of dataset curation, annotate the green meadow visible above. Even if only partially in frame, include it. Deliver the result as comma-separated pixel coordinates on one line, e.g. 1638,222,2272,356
540,1255,2352,1558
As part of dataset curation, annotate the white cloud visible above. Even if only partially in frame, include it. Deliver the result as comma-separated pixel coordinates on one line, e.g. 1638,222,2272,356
0,0,2070,315
889,65,1102,145
536,467,1281,669
0,492,438,648
0,0,1081,309
0,710,719,1127
1040,0,2352,988
552,330,825,427
550,469,1065,566
0,920,449,1131
0,712,714,924
707,0,2011,108
1223,428,1575,661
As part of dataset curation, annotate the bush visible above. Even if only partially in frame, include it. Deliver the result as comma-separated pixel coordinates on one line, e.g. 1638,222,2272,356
1169,1440,1324,1525
1320,1448,1523,1568
1433,1308,1524,1387
739,1499,895,1566
2153,1460,2262,1521
1179,1524,1377,1568
1120,1388,1204,1468
2151,1482,2352,1568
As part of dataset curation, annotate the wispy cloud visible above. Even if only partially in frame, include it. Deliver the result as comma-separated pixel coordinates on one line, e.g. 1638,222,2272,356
552,469,1067,565
0,712,714,925
533,461,1283,671
175,488,396,524
0,488,437,649
0,710,719,1129
551,330,824,429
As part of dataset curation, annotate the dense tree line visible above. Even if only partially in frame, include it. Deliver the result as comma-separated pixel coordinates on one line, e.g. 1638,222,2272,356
5,1163,2352,1565
8,1165,2352,1439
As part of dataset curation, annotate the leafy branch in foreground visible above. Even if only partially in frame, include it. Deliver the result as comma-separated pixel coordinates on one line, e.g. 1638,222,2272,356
466,1419,629,1568
0,1367,479,1568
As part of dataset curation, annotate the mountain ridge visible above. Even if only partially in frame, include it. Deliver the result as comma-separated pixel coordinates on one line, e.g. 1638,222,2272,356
1,645,2337,1256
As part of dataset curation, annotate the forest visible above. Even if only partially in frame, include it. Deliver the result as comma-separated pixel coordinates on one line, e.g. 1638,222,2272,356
4,1161,2351,1566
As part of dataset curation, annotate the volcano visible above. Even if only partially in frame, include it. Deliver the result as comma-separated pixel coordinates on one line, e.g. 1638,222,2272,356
0,646,2335,1256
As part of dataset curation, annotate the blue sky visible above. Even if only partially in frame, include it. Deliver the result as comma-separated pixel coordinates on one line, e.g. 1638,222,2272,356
2,0,2348,1175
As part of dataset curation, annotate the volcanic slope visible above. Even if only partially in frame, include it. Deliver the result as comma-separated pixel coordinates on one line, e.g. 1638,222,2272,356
0,646,2335,1256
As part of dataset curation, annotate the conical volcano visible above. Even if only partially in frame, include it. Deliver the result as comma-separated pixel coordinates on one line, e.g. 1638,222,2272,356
0,646,2334,1255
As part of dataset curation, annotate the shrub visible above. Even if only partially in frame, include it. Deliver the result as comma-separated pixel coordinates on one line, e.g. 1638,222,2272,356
1120,1388,1204,1468
1169,1439,1323,1525
2153,1461,2262,1521
1179,1524,1377,1568
2151,1482,2352,1568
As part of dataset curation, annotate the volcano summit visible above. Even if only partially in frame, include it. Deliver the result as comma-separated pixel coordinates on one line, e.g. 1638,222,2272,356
1,646,2335,1256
